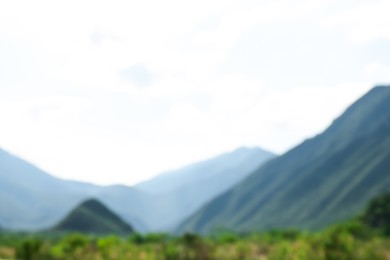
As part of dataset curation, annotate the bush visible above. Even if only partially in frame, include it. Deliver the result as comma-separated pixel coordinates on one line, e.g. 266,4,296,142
128,232,145,244
361,192,390,236
61,233,89,253
97,235,121,258
15,238,45,260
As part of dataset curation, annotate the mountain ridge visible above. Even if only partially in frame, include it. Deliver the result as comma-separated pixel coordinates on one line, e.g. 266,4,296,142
136,146,275,194
135,146,275,231
178,85,390,234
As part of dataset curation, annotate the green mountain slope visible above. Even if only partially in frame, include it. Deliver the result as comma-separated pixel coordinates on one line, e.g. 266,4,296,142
53,199,133,235
178,86,390,234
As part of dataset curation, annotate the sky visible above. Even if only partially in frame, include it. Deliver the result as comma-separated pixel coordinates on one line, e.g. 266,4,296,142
0,0,389,186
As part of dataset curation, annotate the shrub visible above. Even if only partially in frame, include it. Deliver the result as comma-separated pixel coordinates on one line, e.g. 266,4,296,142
15,238,45,260
128,232,145,244
361,192,390,236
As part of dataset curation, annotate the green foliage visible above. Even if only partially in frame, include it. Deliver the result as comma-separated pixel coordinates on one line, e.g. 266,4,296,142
162,243,182,260
213,231,239,243
261,229,303,243
143,232,170,243
60,233,89,253
128,232,146,244
327,220,374,240
15,238,46,260
361,192,390,236
0,224,388,260
0,232,27,247
181,233,201,245
98,235,121,258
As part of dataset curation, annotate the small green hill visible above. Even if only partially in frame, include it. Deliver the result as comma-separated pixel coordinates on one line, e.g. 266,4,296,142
53,199,134,235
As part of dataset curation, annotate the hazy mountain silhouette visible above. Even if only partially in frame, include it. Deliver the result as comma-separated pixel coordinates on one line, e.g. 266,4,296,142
137,147,274,194
136,147,275,231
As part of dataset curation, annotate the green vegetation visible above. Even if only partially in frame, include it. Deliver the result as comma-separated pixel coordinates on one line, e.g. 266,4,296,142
179,86,390,234
0,222,388,259
52,199,134,235
0,193,389,259
361,192,390,236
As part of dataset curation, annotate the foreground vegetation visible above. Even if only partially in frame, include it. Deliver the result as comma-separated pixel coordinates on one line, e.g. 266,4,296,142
1,193,389,259
0,224,389,260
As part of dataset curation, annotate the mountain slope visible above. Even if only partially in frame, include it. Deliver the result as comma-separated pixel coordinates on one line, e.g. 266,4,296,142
136,147,275,194
135,147,275,231
178,86,390,234
53,199,133,235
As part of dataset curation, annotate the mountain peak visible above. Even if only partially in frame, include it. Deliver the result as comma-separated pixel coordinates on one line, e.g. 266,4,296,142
77,198,109,211
53,198,134,235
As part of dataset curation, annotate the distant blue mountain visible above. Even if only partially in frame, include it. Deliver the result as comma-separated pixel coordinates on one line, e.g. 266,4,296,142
0,149,147,231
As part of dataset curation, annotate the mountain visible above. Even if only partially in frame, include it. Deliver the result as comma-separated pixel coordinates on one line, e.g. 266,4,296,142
0,148,97,230
135,147,275,231
178,86,390,234
137,147,274,194
0,149,148,232
53,199,133,235
0,145,273,233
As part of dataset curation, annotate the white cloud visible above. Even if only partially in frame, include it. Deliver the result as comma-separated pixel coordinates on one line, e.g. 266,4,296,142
323,0,390,44
363,62,390,84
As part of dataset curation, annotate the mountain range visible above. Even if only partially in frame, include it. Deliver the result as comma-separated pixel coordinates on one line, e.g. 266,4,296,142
178,86,390,234
1,85,388,235
0,146,273,233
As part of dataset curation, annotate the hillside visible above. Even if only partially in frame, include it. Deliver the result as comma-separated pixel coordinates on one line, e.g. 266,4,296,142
135,147,275,230
53,199,134,235
178,86,390,234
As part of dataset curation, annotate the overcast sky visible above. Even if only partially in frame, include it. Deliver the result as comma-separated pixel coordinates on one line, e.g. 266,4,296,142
0,0,389,185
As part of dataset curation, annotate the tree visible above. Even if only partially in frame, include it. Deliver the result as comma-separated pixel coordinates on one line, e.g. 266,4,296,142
361,192,390,235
